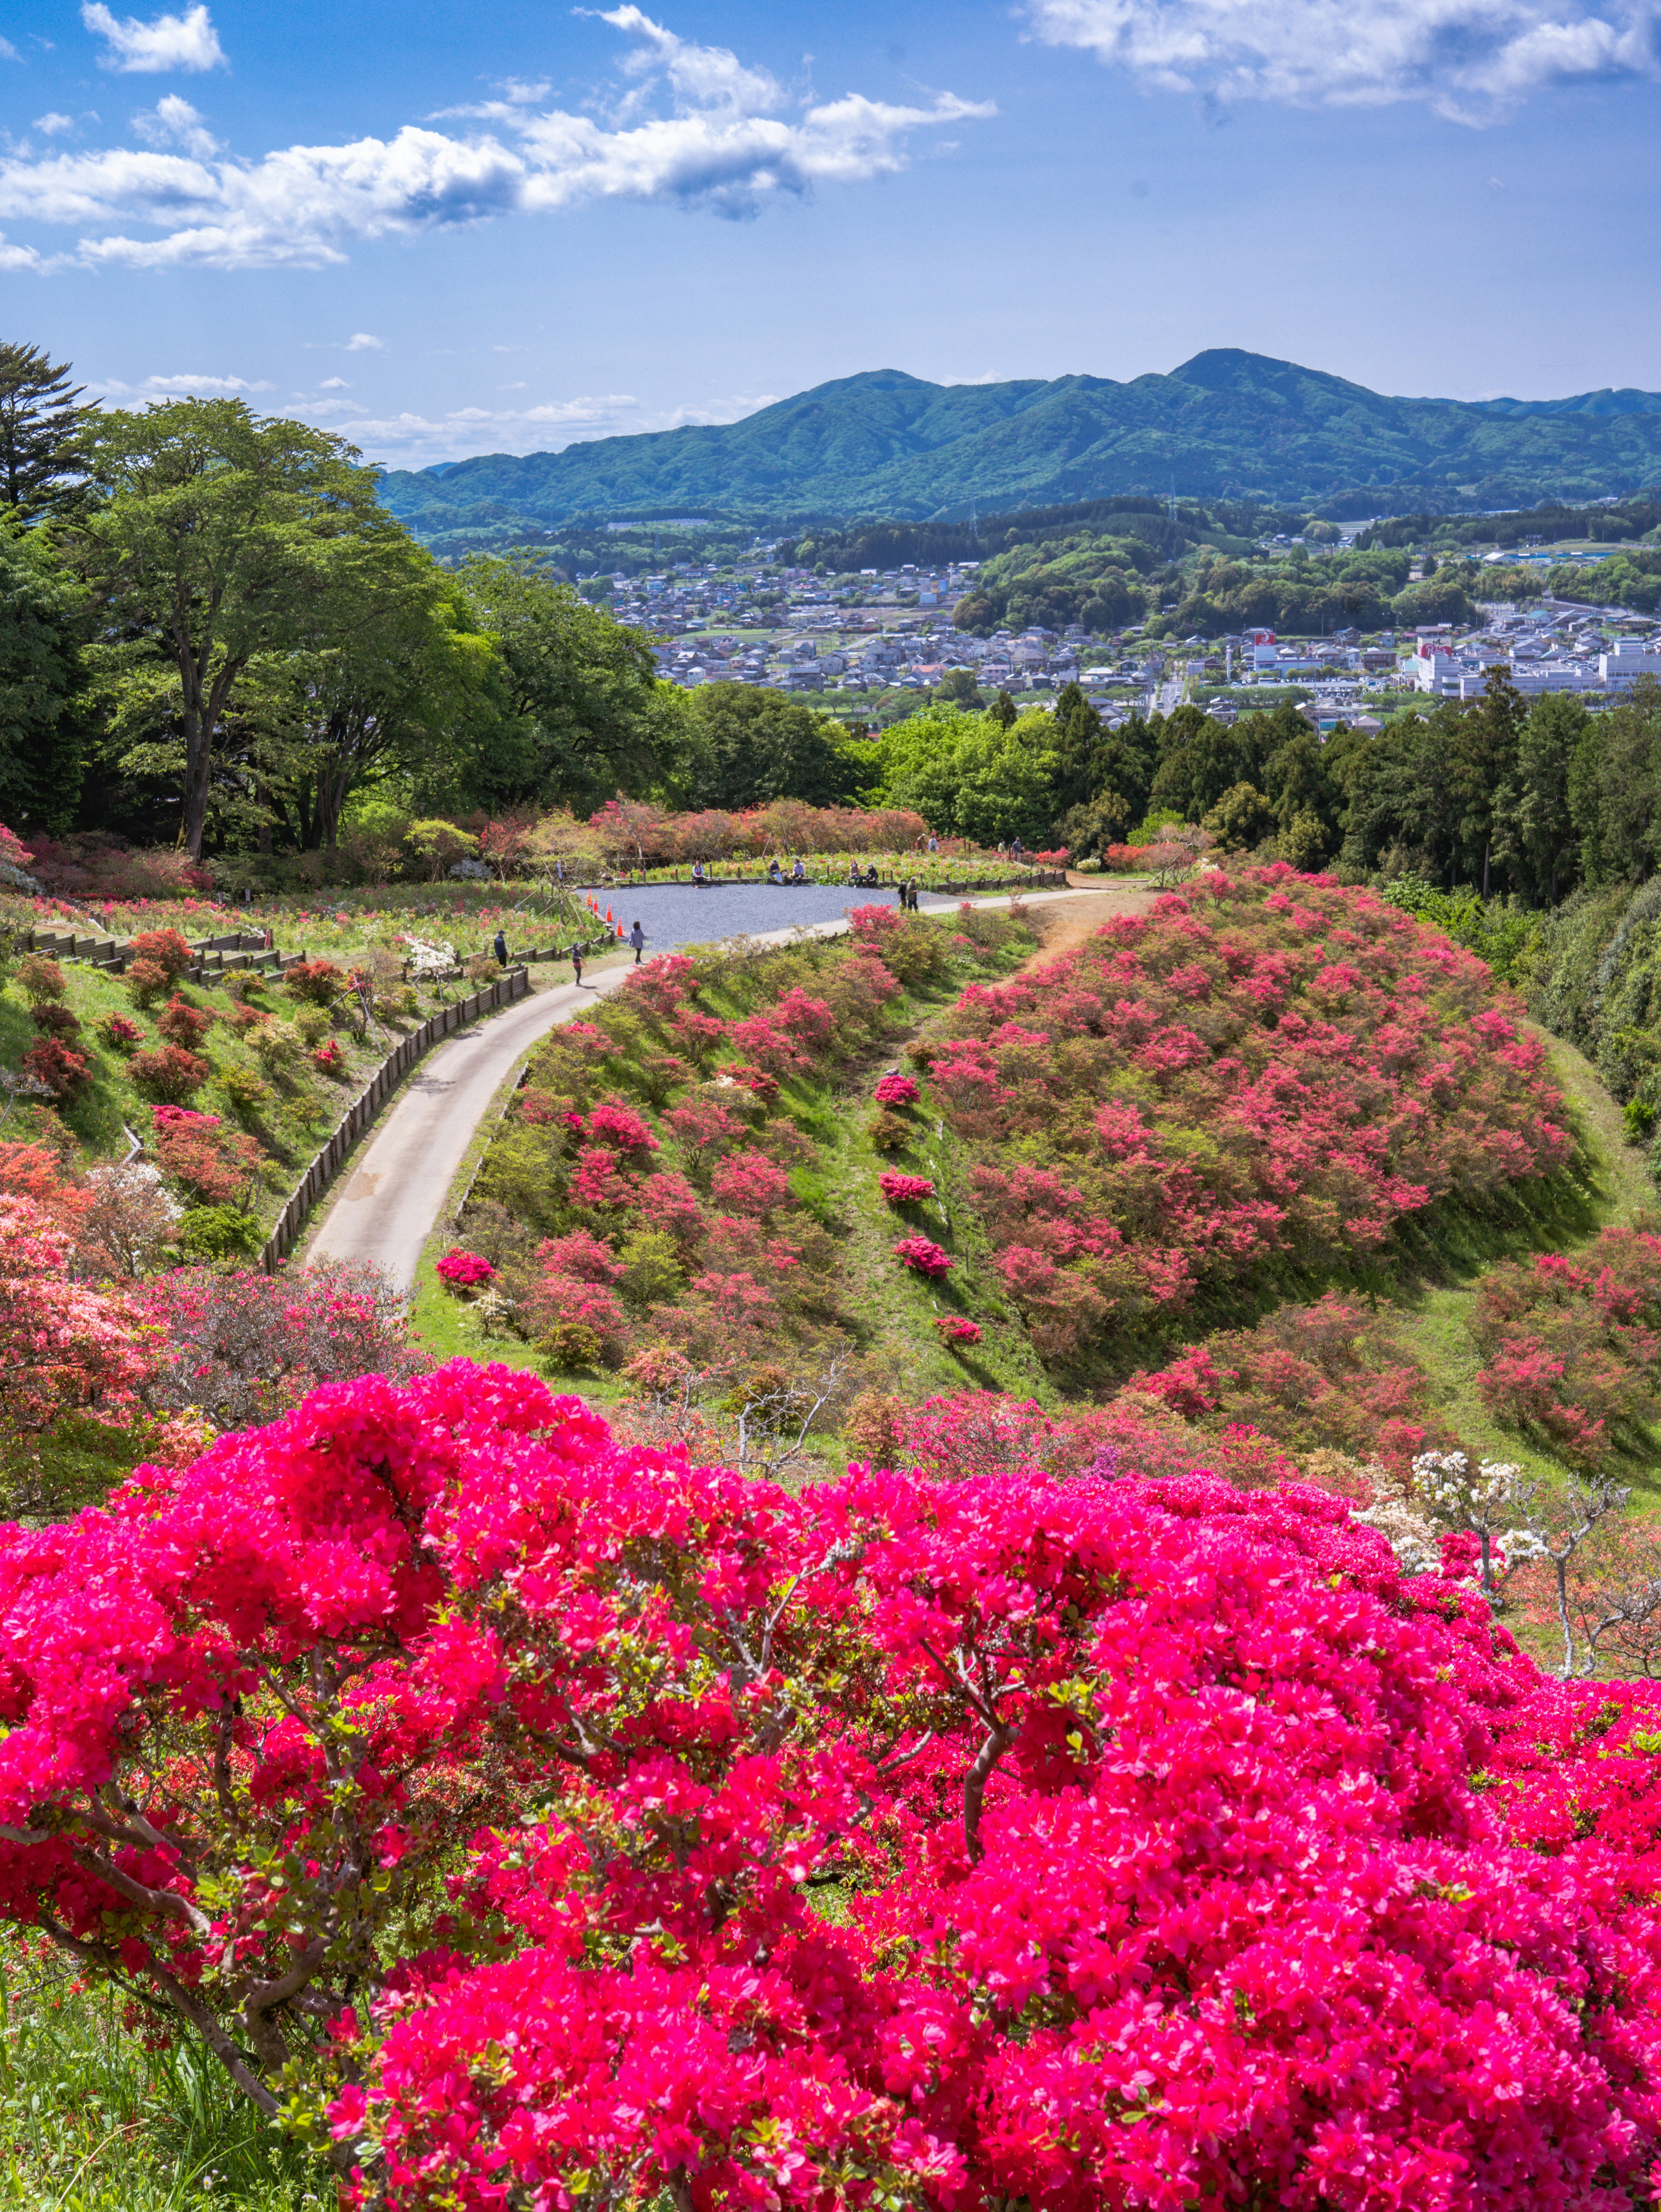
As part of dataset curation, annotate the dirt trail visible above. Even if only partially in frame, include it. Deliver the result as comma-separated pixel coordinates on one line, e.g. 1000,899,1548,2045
1016,884,1158,970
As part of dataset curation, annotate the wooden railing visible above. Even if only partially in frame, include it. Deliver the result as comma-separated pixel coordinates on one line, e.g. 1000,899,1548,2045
261,967,530,1271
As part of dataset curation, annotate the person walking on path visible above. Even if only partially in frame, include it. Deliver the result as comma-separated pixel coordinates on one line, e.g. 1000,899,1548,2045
493,928,508,968
628,919,646,965
571,941,585,988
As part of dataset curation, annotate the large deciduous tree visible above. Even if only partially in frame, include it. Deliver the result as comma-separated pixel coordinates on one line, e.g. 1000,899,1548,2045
461,554,660,810
71,401,383,858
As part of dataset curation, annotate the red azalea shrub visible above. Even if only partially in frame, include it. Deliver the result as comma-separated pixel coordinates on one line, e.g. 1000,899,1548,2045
313,1038,348,1078
1471,1226,1661,1464
436,1250,495,1291
29,1002,82,1041
129,1042,210,1104
710,1149,792,1217
20,1037,91,1101
874,1070,920,1106
936,868,1571,1362
935,1315,982,1344
96,1012,146,1054
1129,1292,1456,1478
879,1171,936,1205
151,1104,261,1205
1,1371,1660,2205
622,952,700,1018
894,1235,953,1277
127,927,193,985
154,994,212,1050
0,1193,153,1440
138,1261,425,1430
285,958,346,1006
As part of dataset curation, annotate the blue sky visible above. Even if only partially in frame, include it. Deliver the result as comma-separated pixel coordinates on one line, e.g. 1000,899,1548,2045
1,0,1658,470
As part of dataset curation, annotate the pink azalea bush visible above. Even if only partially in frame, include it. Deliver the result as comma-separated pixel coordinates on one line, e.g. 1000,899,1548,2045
436,1250,495,1291
879,1171,936,1205
934,1315,982,1344
0,1367,1660,2206
894,1234,953,1277
932,866,1572,1361
1471,1226,1661,1464
873,1070,920,1107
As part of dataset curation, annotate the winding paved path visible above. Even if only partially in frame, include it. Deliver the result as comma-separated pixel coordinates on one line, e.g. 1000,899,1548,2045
305,887,1140,1295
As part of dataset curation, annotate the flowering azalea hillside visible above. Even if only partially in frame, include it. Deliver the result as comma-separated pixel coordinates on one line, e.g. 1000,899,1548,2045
920,864,1573,1363
456,906,1031,1377
3,1365,1661,2208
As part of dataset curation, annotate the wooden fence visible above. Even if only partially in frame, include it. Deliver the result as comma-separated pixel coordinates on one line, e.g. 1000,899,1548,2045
260,966,530,1272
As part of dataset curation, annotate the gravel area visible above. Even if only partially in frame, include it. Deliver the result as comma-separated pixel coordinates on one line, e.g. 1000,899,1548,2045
568,880,954,955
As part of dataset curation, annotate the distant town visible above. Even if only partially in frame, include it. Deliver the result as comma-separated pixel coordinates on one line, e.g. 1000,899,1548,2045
606,528,1659,733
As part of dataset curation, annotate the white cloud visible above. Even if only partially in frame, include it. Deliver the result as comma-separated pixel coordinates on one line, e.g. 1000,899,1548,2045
318,375,350,388
98,370,274,396
1025,0,1660,119
131,93,218,156
33,114,77,136
82,3,226,74
0,39,19,63
0,10,991,267
346,331,384,350
303,386,769,466
0,233,57,271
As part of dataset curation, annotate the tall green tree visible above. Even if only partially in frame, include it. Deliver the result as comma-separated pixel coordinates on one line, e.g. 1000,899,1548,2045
1449,669,1526,900
1568,676,1661,887
263,537,503,849
71,401,382,857
461,555,659,810
1499,693,1590,904
677,685,866,812
0,520,86,832
0,343,94,525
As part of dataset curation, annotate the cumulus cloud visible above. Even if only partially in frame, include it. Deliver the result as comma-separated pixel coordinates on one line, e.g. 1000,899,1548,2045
346,332,384,349
0,9,990,268
82,3,226,74
98,370,273,396
0,234,58,272
33,114,77,136
131,93,218,156
1026,0,1658,118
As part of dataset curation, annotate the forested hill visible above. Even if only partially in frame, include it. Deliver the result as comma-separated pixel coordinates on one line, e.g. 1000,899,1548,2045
378,350,1661,541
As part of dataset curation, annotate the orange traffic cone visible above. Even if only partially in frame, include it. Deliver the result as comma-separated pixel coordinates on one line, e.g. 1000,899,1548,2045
605,906,613,925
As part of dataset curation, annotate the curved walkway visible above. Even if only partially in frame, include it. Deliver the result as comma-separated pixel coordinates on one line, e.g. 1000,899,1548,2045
305,887,1138,1295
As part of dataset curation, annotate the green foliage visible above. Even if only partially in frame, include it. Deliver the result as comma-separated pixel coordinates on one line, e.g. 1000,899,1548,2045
1378,877,1542,985
0,519,86,835
71,399,385,857
873,707,1058,845
669,683,870,811
175,1205,266,1263
0,341,93,526
458,553,661,811
0,1941,326,2211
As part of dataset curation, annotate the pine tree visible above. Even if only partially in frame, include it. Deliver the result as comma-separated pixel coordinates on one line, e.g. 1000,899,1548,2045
0,343,93,524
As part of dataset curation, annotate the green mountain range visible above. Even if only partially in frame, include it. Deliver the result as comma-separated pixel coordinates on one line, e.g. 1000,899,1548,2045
377,350,1661,544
